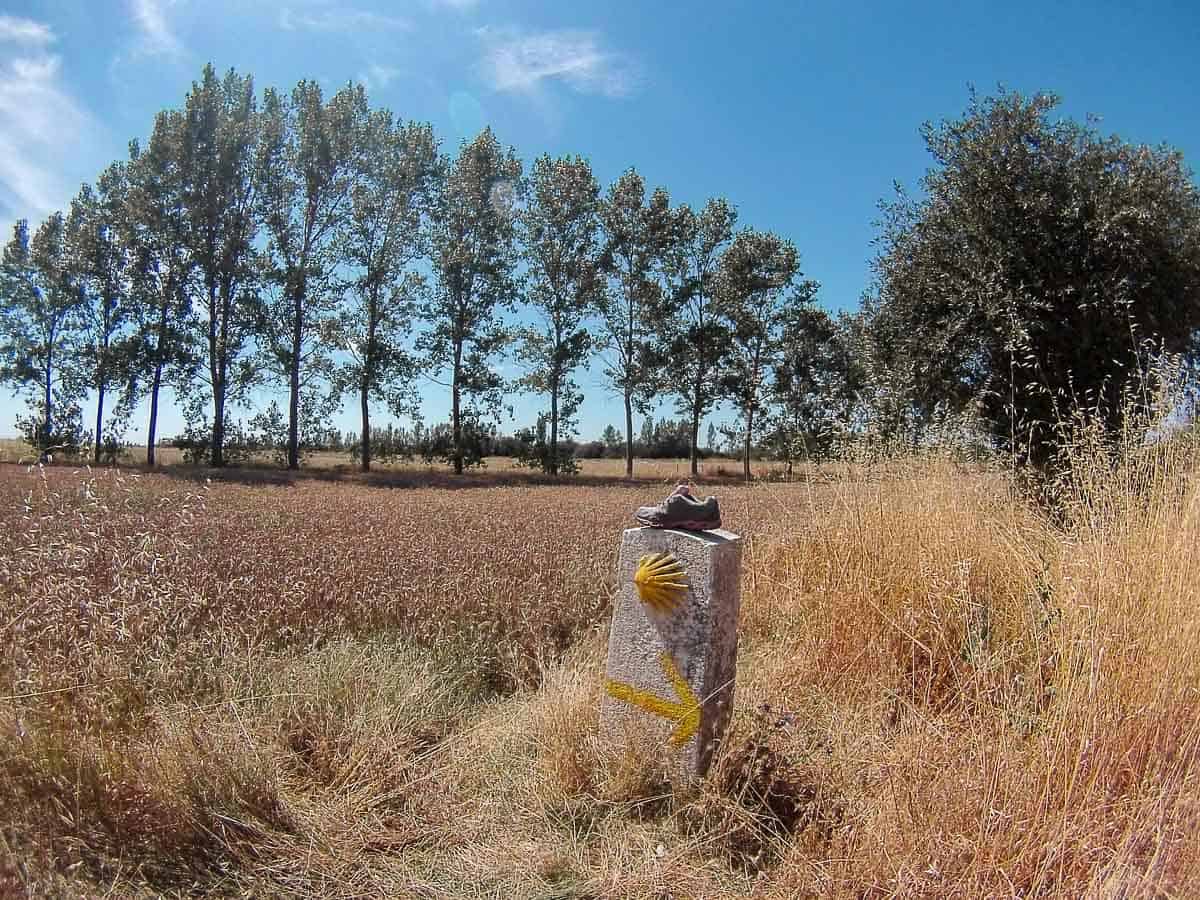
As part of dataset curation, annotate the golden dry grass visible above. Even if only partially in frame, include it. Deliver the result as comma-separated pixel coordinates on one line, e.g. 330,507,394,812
0,442,1197,897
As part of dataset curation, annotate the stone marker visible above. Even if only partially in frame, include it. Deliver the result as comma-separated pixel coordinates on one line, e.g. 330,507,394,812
600,525,743,780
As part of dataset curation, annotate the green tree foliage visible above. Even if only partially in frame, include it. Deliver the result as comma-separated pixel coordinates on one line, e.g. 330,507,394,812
640,416,692,458
177,64,262,467
0,61,859,475
421,128,522,474
716,229,800,480
513,413,581,475
639,414,655,449
871,89,1200,465
0,216,87,457
660,198,736,475
123,115,197,465
257,80,367,469
596,169,672,477
333,112,441,472
66,165,140,463
601,423,622,455
518,154,602,475
767,304,861,471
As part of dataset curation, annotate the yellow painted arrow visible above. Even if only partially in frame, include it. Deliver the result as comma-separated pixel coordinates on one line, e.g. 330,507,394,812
604,651,701,746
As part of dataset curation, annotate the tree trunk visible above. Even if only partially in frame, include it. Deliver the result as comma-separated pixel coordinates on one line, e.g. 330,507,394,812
212,383,226,468
451,344,463,475
146,301,169,467
210,282,225,468
287,283,303,470
624,391,634,479
690,388,702,476
549,379,559,476
743,407,753,482
360,379,371,473
94,301,113,464
42,352,52,460
148,361,162,466
93,381,106,464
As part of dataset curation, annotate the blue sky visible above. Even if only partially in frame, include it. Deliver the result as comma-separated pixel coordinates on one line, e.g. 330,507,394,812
2,0,1199,445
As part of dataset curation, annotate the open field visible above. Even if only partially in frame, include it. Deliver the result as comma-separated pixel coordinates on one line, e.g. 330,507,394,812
1,449,1198,897
0,438,795,482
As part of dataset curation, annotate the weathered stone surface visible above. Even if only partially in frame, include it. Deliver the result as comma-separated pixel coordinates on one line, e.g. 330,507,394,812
600,526,742,780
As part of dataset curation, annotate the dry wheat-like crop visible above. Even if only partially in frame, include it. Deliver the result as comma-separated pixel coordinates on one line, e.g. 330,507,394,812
0,455,1197,898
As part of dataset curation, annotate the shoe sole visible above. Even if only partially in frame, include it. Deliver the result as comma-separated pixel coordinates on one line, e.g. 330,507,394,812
635,516,721,531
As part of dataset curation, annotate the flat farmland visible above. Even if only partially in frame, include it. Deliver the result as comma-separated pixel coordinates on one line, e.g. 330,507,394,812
1,456,1197,897
0,438,801,481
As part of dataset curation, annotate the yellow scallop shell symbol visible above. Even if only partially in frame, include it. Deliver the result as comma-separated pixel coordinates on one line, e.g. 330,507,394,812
634,552,689,613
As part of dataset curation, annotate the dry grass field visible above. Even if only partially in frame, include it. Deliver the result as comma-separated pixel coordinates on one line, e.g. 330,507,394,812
0,440,1198,897
0,437,795,482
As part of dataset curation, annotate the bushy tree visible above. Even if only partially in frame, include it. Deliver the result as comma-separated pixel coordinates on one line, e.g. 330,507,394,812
513,413,581,474
872,88,1200,465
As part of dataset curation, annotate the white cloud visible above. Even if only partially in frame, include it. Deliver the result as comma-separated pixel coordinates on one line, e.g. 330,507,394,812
129,0,184,57
279,6,411,33
359,63,401,91
428,0,479,9
477,27,638,98
0,15,56,45
0,53,96,224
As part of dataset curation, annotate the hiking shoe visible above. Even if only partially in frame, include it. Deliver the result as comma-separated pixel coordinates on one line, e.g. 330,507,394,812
635,484,721,531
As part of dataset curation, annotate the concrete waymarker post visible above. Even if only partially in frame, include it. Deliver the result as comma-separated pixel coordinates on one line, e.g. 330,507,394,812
600,525,742,780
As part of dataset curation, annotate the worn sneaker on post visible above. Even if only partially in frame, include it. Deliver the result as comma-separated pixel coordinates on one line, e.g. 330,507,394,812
635,484,722,531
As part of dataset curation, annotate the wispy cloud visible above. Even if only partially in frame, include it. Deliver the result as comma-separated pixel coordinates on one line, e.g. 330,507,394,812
0,15,56,45
477,27,639,98
359,63,401,91
129,0,184,57
428,0,479,10
0,47,96,224
279,6,411,33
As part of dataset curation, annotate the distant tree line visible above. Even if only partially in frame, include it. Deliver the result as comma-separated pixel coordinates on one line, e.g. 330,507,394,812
3,72,1199,478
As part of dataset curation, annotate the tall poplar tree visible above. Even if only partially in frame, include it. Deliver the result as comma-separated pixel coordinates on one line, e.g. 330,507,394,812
66,164,138,463
178,65,262,467
717,229,799,480
595,169,671,477
124,113,197,466
258,80,367,468
421,128,522,474
334,112,441,472
765,294,853,472
518,154,602,475
0,216,86,456
660,198,736,475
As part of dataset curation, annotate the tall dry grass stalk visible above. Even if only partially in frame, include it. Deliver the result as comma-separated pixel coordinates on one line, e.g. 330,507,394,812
0,440,1197,896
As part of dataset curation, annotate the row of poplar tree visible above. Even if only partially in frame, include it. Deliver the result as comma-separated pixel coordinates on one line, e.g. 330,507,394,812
0,64,856,478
